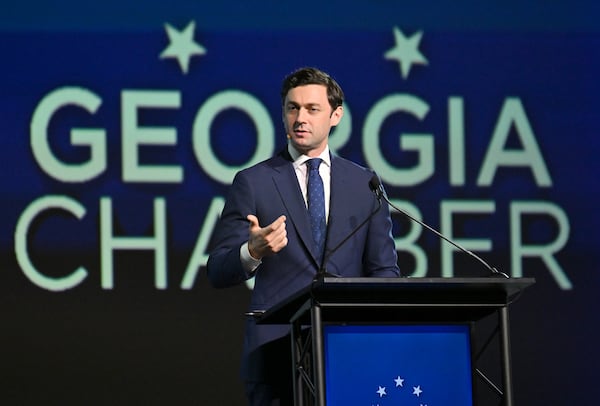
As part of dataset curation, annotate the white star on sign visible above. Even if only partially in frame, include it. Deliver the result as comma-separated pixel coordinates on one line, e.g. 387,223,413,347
413,385,423,397
394,376,404,387
384,26,428,79
376,386,387,397
160,21,206,74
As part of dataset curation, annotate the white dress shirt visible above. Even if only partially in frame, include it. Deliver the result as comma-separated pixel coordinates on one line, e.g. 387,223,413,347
288,144,331,220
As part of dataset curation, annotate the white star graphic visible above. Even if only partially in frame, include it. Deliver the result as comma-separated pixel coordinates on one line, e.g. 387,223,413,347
394,376,404,387
376,386,387,398
413,385,423,397
160,21,206,74
384,26,428,79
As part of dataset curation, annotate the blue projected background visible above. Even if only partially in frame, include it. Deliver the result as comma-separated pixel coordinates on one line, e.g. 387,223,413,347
1,1,599,404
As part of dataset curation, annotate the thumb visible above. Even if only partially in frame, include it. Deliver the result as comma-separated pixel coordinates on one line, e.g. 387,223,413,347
246,214,260,230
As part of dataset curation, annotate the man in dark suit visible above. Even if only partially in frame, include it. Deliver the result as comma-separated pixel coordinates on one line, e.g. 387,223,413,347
207,67,400,405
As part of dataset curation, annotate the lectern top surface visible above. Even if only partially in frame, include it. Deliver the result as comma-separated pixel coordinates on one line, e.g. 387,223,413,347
257,277,535,325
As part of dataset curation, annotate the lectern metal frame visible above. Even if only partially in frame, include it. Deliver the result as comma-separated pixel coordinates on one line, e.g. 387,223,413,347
258,277,534,406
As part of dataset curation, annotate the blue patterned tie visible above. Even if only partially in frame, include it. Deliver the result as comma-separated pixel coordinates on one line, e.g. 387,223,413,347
307,158,326,262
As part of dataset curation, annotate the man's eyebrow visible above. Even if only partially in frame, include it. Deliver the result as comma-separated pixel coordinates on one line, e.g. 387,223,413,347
286,101,322,107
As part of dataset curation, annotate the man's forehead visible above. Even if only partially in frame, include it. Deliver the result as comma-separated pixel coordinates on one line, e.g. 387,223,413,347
285,84,328,103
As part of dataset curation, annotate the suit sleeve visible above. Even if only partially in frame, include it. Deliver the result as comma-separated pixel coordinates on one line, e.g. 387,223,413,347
206,172,256,288
364,174,401,277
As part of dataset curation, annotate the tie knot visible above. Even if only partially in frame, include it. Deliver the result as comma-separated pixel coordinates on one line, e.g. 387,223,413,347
307,158,322,172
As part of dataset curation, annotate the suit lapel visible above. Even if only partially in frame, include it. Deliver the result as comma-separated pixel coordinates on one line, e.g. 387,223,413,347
326,156,353,253
270,150,318,262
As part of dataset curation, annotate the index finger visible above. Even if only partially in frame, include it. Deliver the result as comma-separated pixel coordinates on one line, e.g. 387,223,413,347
267,215,286,230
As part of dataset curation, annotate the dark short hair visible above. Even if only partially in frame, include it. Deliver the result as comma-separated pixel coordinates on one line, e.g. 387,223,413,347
280,67,344,111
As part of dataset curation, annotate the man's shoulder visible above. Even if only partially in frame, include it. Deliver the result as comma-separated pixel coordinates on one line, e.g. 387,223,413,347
235,150,290,178
331,154,374,178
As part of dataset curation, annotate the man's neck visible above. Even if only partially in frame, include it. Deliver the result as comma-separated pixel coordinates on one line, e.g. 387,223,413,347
288,143,329,161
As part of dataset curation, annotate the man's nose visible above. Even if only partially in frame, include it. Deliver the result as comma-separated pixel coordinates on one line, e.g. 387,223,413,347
295,107,308,123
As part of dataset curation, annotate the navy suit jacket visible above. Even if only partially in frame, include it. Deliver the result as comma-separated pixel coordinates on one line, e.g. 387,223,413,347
207,148,400,380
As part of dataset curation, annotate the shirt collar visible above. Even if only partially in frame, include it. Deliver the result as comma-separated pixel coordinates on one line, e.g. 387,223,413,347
288,143,331,169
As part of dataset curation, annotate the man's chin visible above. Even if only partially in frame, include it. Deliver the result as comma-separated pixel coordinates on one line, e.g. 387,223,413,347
290,140,308,150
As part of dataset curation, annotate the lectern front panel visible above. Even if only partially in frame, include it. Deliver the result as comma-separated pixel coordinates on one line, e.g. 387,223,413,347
323,324,474,405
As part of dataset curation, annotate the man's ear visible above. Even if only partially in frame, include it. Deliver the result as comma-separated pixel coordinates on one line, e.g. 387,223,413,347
330,105,344,126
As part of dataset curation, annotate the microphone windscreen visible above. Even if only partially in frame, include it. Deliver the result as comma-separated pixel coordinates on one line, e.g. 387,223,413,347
369,175,381,192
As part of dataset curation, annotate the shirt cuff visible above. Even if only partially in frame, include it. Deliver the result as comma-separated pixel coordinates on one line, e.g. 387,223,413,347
240,241,262,275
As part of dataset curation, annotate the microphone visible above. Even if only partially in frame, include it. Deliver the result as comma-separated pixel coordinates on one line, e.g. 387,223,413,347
368,175,509,279
315,178,383,279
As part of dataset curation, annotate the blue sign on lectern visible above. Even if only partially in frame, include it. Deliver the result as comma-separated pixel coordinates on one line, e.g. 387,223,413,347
324,324,474,405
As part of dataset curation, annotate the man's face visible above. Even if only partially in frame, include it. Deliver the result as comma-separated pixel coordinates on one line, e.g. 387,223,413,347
283,84,343,157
